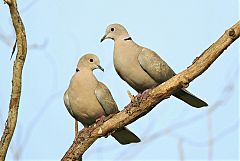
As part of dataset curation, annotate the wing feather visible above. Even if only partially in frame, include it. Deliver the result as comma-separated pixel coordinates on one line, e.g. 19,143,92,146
138,48,175,83
95,82,118,115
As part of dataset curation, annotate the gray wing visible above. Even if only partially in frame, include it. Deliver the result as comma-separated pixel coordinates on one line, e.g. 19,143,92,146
64,90,75,118
95,82,119,115
138,48,176,84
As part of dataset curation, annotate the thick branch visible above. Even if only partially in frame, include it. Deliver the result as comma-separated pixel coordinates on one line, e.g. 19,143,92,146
0,0,27,160
62,21,240,161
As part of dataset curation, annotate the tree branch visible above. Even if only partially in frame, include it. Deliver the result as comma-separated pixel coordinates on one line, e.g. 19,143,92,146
62,21,240,161
0,0,27,160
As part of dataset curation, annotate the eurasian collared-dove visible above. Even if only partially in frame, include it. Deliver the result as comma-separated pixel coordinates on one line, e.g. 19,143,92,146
64,54,140,144
100,24,207,108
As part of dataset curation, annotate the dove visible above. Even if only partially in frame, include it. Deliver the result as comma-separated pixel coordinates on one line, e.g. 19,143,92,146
64,54,140,144
100,24,207,108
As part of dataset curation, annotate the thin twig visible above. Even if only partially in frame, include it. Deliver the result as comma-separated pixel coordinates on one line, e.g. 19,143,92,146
0,0,27,160
178,138,185,161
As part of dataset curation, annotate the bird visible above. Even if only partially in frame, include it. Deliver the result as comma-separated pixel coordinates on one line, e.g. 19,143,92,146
64,53,141,144
100,24,207,108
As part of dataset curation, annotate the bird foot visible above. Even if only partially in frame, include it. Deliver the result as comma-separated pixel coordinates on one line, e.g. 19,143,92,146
180,76,189,88
74,136,78,142
95,115,106,124
140,89,151,100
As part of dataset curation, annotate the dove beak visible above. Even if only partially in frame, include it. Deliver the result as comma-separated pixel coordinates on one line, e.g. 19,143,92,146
97,65,104,72
100,34,107,43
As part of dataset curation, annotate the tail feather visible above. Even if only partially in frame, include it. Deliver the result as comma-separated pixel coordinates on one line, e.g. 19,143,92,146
111,127,140,145
173,88,208,108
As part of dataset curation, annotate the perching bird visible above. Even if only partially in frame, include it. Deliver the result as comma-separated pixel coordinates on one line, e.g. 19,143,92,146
100,24,207,108
64,54,140,144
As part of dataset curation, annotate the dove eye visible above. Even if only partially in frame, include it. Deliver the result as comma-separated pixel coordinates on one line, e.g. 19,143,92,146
89,59,94,62
110,28,115,32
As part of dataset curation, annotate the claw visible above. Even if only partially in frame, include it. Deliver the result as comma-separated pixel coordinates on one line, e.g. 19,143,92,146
140,89,151,100
95,115,106,124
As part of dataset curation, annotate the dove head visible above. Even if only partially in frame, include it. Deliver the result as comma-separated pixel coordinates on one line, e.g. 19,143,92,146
76,54,104,72
100,24,130,42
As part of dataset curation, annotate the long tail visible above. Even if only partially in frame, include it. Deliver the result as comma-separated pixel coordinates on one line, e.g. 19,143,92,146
111,127,140,145
173,88,208,108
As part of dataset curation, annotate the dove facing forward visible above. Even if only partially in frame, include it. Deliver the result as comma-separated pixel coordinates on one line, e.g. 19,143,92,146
101,24,207,108
64,54,140,145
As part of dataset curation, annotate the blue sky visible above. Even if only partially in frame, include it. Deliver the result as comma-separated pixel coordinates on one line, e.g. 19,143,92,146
0,0,239,160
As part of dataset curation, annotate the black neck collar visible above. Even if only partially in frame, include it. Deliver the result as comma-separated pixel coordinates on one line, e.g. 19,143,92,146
124,37,132,41
76,68,80,72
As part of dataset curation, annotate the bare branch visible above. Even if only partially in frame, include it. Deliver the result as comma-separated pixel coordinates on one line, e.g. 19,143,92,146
61,21,240,161
0,0,27,160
